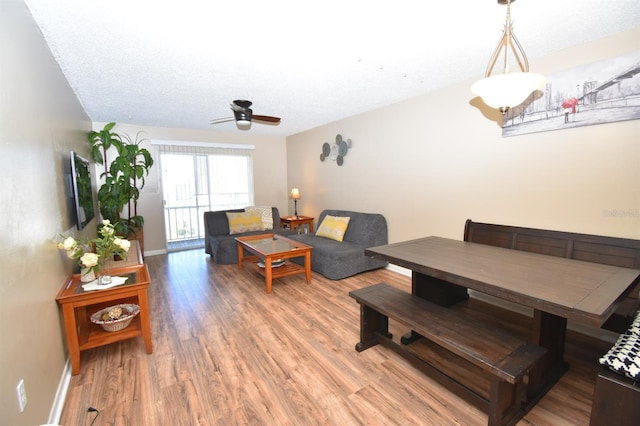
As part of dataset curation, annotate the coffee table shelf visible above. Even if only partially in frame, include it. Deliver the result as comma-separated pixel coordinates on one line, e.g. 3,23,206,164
244,257,306,280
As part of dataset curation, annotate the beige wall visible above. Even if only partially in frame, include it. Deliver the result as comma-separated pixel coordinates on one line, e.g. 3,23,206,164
286,28,640,243
91,123,288,254
0,1,92,424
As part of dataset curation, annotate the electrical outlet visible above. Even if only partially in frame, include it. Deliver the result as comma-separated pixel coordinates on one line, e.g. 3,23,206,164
16,379,27,412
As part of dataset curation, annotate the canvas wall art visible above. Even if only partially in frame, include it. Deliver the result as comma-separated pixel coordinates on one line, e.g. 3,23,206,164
502,50,640,137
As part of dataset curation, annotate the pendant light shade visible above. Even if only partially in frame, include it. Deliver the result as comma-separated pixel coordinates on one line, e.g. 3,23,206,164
472,0,546,114
471,72,546,112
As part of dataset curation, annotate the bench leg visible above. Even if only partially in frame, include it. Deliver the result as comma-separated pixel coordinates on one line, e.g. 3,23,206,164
488,379,524,426
355,304,391,352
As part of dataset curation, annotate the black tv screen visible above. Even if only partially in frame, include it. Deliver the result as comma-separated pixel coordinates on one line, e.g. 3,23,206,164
70,151,95,230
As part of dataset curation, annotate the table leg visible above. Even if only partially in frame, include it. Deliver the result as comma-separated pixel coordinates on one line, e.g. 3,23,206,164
402,272,469,343
412,272,468,306
237,242,244,269
304,251,312,284
137,289,153,354
62,304,82,375
525,309,568,407
265,258,273,293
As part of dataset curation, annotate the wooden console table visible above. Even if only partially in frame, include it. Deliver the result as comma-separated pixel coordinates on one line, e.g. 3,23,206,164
55,263,153,375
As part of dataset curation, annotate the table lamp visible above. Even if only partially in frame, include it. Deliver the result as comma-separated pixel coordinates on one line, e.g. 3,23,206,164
290,187,300,218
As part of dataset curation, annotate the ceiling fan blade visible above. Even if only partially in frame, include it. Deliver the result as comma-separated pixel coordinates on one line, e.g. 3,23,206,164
210,117,235,125
252,115,281,124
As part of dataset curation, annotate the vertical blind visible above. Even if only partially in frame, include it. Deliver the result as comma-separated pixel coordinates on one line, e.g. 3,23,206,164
156,143,255,243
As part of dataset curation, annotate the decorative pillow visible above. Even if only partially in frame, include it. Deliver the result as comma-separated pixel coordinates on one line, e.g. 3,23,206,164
316,215,351,242
627,310,640,335
226,212,264,235
599,332,640,380
245,206,273,230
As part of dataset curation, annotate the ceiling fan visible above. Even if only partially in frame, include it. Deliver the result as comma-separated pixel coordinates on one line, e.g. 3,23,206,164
210,100,281,128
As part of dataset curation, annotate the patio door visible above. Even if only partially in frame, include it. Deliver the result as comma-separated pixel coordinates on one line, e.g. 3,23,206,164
157,143,255,251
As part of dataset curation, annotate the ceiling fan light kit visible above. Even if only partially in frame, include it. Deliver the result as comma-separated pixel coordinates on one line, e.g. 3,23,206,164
210,100,281,130
471,0,546,114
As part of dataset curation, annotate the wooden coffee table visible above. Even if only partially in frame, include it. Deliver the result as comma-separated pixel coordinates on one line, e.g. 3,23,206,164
236,233,313,293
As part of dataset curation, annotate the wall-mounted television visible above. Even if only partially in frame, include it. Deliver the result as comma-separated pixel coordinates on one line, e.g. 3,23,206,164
70,151,95,230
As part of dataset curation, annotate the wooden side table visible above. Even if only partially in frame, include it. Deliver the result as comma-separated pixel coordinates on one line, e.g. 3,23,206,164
280,215,314,233
55,264,153,375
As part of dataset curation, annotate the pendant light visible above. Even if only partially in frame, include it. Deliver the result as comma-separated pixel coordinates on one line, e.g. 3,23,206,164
471,0,546,114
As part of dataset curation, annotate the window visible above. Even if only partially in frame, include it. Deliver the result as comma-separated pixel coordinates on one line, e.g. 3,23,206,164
156,142,255,249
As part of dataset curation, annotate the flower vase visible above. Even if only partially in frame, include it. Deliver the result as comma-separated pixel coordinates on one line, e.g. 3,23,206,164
96,260,112,286
80,268,96,283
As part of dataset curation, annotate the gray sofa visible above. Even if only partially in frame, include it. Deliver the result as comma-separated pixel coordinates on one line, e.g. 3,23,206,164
288,209,388,280
204,207,293,264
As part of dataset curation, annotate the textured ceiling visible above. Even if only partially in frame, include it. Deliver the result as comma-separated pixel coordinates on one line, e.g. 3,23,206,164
24,0,640,136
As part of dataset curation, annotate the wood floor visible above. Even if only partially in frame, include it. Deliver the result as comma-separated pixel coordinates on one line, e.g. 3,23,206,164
60,249,613,425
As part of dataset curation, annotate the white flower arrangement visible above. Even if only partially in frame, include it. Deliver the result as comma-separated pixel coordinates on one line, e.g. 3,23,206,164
58,220,130,275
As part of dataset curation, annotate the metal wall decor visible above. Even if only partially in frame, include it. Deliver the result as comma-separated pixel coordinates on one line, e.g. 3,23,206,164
320,134,352,166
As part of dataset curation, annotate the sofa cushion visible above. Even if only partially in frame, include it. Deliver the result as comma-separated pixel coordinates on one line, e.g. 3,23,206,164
599,332,640,380
316,215,351,242
245,205,273,230
288,209,388,280
205,207,295,264
226,211,264,235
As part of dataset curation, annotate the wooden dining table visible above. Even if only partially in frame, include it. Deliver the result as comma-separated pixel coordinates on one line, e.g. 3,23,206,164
365,236,640,406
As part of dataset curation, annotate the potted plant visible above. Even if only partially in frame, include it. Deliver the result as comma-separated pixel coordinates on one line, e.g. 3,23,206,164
88,123,154,253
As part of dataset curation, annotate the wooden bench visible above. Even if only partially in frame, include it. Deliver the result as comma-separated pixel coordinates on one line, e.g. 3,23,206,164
464,219,640,333
349,283,546,426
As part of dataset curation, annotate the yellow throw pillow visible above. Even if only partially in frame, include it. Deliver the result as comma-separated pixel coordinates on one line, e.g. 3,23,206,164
226,212,264,235
316,215,351,242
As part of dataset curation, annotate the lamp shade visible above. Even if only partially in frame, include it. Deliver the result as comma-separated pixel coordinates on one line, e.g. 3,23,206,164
471,72,546,112
290,187,300,200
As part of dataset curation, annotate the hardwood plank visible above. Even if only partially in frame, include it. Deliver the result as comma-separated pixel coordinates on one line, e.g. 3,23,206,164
59,249,614,425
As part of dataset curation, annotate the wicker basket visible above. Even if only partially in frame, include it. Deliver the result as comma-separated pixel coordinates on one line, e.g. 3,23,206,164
90,304,140,332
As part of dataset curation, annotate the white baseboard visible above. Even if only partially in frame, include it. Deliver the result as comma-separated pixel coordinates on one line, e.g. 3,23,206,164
382,265,617,343
48,358,71,425
386,263,411,277
144,249,167,256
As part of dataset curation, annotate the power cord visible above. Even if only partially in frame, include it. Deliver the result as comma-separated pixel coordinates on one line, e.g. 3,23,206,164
87,406,100,426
